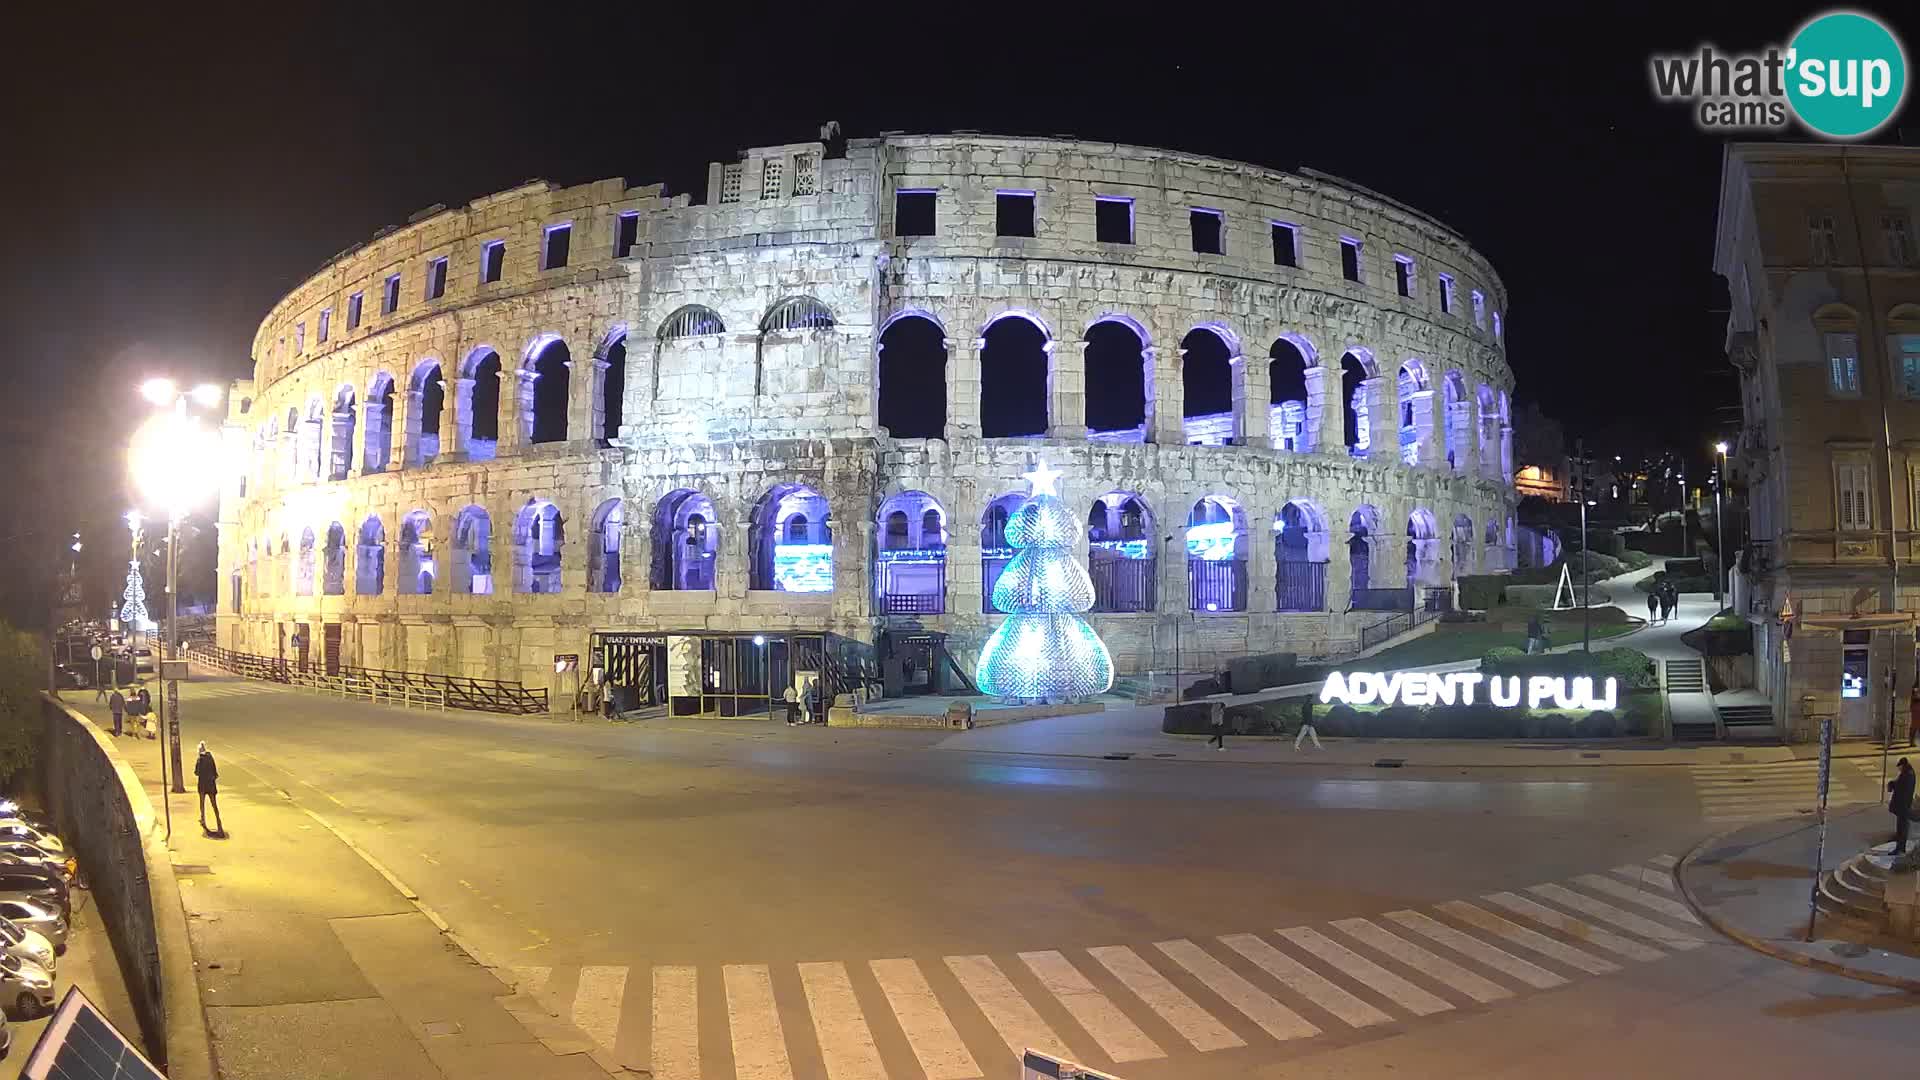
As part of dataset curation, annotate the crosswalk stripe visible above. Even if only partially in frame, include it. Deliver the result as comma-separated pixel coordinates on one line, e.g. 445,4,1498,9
946,955,1072,1063
724,964,794,1080
1383,910,1567,990
1609,865,1675,892
653,966,700,1080
1525,884,1705,951
1217,933,1394,1028
1019,950,1164,1063
1153,938,1320,1042
1481,892,1665,962
573,965,627,1052
1330,918,1512,1004
870,959,982,1080
1437,901,1619,975
1648,854,1678,868
797,962,886,1080
1085,946,1243,1052
1571,874,1703,925
1274,927,1451,1018
511,965,552,1000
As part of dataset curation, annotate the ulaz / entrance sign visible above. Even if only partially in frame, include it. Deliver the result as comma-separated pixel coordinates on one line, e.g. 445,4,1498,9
1320,671,1619,710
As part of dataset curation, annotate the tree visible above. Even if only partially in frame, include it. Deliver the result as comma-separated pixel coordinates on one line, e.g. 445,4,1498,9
1510,399,1566,472
0,623,44,790
120,560,149,629
975,463,1115,703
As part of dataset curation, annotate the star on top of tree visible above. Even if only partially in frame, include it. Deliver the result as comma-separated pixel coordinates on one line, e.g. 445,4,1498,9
1023,460,1062,497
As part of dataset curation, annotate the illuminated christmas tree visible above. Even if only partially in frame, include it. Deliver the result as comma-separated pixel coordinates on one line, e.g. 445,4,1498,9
975,462,1115,703
120,560,150,630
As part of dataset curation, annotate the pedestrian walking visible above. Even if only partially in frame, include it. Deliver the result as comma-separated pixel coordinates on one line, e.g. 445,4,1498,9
1295,700,1323,751
1889,758,1916,856
194,741,224,836
799,679,817,726
1645,589,1660,626
1525,612,1544,654
1656,585,1671,625
1206,701,1226,750
108,689,125,737
784,685,800,725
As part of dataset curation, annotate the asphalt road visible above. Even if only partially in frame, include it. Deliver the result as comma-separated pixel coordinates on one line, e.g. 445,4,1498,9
165,679,1920,1079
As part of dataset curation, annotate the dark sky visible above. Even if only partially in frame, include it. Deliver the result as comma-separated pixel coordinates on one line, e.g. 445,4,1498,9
3,3,1911,622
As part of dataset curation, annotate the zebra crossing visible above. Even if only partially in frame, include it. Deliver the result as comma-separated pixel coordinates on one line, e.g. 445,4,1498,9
173,681,284,701
1691,757,1888,824
508,856,1706,1078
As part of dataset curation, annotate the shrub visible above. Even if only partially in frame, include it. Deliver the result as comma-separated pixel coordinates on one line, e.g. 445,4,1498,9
1226,653,1299,694
1620,549,1653,571
1457,574,1507,611
1480,646,1658,689
1483,645,1526,666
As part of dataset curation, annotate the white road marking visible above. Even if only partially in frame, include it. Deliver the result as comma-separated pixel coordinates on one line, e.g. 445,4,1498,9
572,965,627,1052
1481,892,1665,962
1218,933,1394,1028
653,965,700,1080
1648,854,1679,868
511,964,551,1001
1571,874,1704,925
870,959,981,1080
1526,883,1705,950
797,961,886,1080
1609,865,1676,892
946,954,1072,1063
1384,910,1567,989
1086,945,1244,1052
1153,938,1320,1042
1438,901,1619,975
1330,918,1512,1004
724,963,794,1080
1275,927,1452,1017
1019,950,1164,1062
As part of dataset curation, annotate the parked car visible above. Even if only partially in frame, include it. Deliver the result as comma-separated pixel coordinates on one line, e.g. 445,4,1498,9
0,952,53,1017
0,823,62,856
0,803,55,834
133,647,154,674
52,663,93,691
0,845,70,882
0,874,68,914
0,1010,11,1058
0,900,64,951
0,918,54,973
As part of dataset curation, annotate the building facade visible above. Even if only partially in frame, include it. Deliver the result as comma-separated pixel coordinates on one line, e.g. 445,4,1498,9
1718,142,1920,743
215,132,1517,707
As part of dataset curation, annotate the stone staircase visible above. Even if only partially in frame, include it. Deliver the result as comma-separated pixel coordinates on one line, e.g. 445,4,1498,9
1666,657,1707,693
1717,703,1777,739
1817,849,1893,926
1665,658,1718,741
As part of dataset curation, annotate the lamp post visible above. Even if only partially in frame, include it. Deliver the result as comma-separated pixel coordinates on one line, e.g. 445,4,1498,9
1713,441,1730,607
129,378,224,800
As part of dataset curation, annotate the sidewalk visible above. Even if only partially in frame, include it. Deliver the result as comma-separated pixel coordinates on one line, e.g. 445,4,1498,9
0,883,141,1076
68,701,603,1080
1678,807,1920,990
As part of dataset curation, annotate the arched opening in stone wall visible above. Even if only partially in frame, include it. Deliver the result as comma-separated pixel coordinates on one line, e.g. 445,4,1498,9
1443,370,1468,471
1479,385,1502,479
751,484,833,592
588,499,624,593
322,522,346,595
1349,504,1380,597
1407,508,1440,588
411,362,444,467
1452,514,1475,579
1484,518,1502,573
247,540,259,597
1085,318,1149,442
980,491,1028,613
979,313,1049,438
463,348,502,461
364,373,395,473
1340,351,1374,457
529,338,571,444
328,387,356,481
514,499,564,593
1181,326,1236,446
398,510,433,595
1396,361,1428,466
876,313,947,439
1186,496,1247,612
1088,491,1155,612
1268,337,1313,452
295,527,316,596
651,490,719,591
1274,499,1330,612
300,397,325,480
653,305,726,404
356,516,385,595
452,505,494,595
875,490,946,614
758,296,836,397
599,333,627,442
280,408,298,485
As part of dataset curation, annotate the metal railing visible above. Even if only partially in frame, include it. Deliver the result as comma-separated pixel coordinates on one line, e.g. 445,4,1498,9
1275,561,1327,612
1091,556,1157,613
187,644,548,715
1355,605,1443,653
881,591,945,615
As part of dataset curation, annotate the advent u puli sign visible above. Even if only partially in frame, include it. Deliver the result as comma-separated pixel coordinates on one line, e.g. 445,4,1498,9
1320,671,1620,710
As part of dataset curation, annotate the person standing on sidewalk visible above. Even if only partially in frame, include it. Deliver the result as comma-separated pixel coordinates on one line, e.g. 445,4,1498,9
108,689,125,737
1295,701,1324,750
195,741,225,836
1525,612,1544,654
1645,589,1660,626
1888,758,1916,855
1206,701,1226,750
784,684,800,725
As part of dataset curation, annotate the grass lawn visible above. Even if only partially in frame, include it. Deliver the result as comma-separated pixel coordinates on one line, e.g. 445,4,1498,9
1353,616,1639,672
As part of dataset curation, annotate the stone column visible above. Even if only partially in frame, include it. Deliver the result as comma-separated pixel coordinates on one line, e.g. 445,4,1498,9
1460,397,1480,476
1500,424,1515,482
398,389,423,468
444,377,476,462
1359,376,1388,460
1234,354,1271,448
1408,389,1438,468
1151,347,1184,445
1050,339,1085,440
952,490,985,616
589,358,612,442
1248,514,1277,613
1306,364,1336,455
949,337,980,439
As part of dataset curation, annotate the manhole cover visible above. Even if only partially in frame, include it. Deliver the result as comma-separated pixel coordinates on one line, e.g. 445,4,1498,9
173,864,213,875
423,1020,462,1037
1373,758,1406,768
1103,753,1133,760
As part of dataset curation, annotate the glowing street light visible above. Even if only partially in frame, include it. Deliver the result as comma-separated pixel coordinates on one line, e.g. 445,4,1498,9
1712,440,1730,606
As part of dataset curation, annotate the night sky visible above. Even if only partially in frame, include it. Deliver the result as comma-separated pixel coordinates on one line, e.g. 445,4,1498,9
3,3,1911,624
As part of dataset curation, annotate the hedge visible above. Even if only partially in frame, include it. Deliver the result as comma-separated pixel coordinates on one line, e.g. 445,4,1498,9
1457,574,1507,611
1160,697,1659,738
1163,698,1308,736
1225,652,1300,694
1636,574,1715,594
1480,645,1659,688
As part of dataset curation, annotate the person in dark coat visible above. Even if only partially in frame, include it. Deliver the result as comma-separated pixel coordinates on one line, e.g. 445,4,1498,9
1645,589,1661,626
108,689,125,737
1889,758,1916,855
194,741,224,835
1525,613,1545,654
1206,701,1226,750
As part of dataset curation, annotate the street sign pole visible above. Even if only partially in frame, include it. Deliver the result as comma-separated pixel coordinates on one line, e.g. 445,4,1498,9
165,514,184,795
1807,715,1834,941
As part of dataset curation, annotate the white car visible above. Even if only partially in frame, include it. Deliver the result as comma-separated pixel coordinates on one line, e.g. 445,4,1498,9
0,919,52,974
0,824,60,856
0,952,52,1017
0,845,69,881
0,900,64,951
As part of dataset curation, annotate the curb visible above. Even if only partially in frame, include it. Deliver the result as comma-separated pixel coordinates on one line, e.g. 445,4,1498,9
1675,821,1920,994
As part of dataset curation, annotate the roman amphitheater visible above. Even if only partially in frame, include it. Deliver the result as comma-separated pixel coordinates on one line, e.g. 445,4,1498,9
213,130,1517,714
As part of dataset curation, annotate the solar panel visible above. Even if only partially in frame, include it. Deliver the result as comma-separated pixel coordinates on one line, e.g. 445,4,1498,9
20,987,164,1080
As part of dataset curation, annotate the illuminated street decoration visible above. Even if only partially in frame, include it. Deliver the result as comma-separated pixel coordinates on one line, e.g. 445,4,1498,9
1184,519,1238,561
1319,671,1619,710
771,543,834,592
975,461,1115,703
120,561,152,631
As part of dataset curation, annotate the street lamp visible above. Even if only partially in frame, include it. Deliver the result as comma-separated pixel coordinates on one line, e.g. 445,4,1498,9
1713,441,1730,608
128,380,225,799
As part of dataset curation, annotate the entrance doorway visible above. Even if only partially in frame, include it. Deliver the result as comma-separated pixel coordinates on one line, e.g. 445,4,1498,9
594,633,668,719
1840,630,1875,738
323,623,342,675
